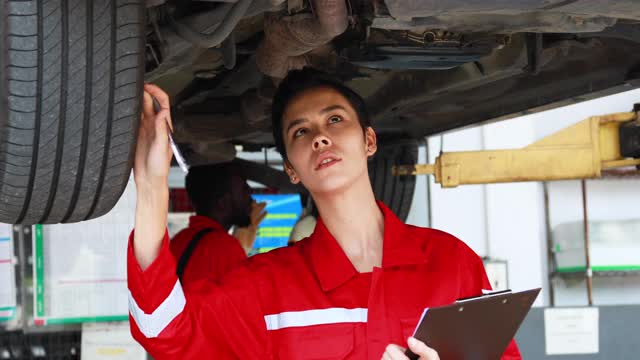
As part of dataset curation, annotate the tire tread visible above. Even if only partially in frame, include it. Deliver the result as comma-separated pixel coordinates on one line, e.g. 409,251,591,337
0,0,144,224
369,140,418,222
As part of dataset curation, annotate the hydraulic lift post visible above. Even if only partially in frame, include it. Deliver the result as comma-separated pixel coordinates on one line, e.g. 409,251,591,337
393,111,640,186
393,109,640,306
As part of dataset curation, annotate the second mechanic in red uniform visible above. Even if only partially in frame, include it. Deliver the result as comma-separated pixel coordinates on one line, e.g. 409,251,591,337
170,163,266,286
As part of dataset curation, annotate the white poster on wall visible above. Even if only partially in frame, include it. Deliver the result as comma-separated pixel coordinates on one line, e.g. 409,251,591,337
0,224,16,322
33,178,137,326
545,307,599,355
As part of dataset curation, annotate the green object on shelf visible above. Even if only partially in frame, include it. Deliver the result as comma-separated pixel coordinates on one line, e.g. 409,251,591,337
43,315,129,325
556,265,640,273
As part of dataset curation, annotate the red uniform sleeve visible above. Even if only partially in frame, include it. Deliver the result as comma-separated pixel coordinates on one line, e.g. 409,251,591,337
127,229,269,359
457,243,523,360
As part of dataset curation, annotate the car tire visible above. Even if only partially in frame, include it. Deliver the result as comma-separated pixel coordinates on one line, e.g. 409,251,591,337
369,139,418,222
0,0,145,224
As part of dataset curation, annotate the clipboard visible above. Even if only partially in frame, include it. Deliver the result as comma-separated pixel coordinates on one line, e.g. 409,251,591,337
405,288,541,360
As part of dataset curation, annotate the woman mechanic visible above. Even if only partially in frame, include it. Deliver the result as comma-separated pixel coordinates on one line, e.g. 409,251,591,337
128,68,521,359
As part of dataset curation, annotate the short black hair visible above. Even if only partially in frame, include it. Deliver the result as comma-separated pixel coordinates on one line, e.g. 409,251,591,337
185,163,238,215
271,68,371,160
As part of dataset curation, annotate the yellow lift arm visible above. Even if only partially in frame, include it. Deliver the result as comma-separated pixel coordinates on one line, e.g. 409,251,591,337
393,111,640,187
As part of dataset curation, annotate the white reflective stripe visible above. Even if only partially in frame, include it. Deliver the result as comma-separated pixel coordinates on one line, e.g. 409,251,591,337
128,280,186,338
264,308,368,331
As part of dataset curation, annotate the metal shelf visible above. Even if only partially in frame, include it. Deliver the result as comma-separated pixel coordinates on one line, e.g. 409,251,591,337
552,269,640,278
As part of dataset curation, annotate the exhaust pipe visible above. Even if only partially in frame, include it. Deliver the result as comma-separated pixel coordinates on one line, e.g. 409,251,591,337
256,0,348,79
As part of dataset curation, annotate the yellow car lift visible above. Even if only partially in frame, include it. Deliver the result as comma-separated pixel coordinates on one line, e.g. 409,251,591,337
393,110,640,187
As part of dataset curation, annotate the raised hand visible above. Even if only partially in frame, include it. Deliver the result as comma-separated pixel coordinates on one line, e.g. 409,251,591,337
234,201,268,253
134,83,174,188
133,84,175,269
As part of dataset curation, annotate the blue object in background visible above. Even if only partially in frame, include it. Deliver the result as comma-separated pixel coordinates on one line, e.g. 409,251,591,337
251,194,303,252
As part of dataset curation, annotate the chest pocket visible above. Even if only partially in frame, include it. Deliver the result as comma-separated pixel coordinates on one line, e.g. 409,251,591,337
276,324,355,360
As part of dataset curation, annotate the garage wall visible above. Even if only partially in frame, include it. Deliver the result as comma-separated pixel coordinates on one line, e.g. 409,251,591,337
423,88,640,307
405,143,430,228
426,123,548,306
426,128,491,257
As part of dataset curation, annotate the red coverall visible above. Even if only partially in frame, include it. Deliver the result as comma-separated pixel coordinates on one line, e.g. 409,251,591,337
128,202,521,359
169,215,246,285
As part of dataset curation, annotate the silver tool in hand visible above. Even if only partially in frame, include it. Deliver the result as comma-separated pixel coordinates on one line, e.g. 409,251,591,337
152,97,189,173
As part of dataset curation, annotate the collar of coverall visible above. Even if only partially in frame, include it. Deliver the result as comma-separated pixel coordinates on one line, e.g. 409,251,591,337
307,201,428,293
188,215,226,233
